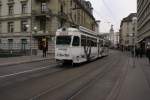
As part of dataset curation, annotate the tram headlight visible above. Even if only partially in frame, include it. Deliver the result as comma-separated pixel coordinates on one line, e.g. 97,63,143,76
76,56,79,61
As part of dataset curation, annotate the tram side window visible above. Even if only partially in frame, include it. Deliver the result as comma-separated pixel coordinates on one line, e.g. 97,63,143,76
81,35,86,46
93,39,97,47
91,38,97,47
87,39,91,46
72,36,80,46
99,40,103,47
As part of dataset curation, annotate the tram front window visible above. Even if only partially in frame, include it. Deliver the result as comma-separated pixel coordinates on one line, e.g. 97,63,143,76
56,36,71,45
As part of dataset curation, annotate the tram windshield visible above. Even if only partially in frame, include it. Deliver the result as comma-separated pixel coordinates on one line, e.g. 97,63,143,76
56,36,71,45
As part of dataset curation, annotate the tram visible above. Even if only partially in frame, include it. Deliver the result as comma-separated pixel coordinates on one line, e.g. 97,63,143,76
55,26,109,65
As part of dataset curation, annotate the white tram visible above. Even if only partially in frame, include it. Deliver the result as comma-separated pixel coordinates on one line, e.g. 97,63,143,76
55,26,109,64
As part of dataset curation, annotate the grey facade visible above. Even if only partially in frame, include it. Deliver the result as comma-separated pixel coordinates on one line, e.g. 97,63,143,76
119,13,137,50
137,0,150,48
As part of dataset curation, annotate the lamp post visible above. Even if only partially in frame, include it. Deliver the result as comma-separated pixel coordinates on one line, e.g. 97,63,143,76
132,17,137,67
25,24,31,57
132,17,137,57
26,25,37,60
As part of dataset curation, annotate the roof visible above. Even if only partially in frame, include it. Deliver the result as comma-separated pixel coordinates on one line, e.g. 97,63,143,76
120,13,137,26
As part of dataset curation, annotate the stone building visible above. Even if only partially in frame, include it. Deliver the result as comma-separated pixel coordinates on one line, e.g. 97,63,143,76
0,0,97,55
109,25,114,48
137,0,150,50
119,13,137,51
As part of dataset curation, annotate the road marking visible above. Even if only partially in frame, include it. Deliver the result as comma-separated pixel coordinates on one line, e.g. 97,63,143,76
0,63,60,78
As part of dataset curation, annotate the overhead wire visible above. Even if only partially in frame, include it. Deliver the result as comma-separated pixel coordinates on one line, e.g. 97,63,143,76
101,0,118,27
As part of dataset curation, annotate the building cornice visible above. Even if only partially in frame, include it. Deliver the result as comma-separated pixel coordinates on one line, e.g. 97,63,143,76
73,0,96,22
0,14,31,21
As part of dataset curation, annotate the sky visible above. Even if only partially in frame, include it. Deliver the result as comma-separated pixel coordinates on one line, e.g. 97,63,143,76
89,0,137,33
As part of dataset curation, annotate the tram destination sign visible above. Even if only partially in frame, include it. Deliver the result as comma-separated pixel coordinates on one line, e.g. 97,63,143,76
59,32,69,36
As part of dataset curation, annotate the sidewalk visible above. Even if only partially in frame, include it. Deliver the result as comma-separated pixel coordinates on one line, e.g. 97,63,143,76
0,54,55,67
116,56,150,100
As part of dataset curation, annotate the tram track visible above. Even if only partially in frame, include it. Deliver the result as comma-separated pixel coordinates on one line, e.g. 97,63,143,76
67,58,123,100
0,51,120,100
69,53,127,100
27,53,120,100
0,62,63,88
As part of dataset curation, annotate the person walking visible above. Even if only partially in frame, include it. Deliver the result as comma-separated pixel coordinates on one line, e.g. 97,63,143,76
135,47,139,58
42,43,47,57
139,47,143,58
146,47,150,64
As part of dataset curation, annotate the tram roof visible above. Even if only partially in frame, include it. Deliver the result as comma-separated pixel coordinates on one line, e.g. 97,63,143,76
56,27,79,32
56,26,99,37
79,26,98,36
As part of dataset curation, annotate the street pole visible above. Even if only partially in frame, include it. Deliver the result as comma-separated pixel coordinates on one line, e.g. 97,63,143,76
25,24,32,60
132,17,137,68
30,29,32,60
30,0,33,61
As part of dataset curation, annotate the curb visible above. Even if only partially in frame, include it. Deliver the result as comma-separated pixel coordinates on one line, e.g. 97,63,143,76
0,58,54,67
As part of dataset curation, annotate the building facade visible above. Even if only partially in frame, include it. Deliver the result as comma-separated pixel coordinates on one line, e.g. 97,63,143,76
109,25,115,48
137,0,150,49
0,0,97,55
114,32,119,48
119,13,137,50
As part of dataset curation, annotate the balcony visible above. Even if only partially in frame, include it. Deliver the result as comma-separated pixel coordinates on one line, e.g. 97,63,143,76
7,0,15,4
32,9,52,18
32,31,50,37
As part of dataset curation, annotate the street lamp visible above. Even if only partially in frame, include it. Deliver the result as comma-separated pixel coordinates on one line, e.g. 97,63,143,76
25,24,32,59
132,17,137,57
26,25,37,60
132,17,137,67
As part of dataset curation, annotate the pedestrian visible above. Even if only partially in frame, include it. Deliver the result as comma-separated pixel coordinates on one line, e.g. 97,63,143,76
131,48,134,57
146,47,150,64
139,48,143,58
135,47,139,58
43,43,47,57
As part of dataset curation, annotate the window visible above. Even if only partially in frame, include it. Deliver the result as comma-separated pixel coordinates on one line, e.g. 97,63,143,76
81,35,86,46
8,22,14,33
72,36,80,46
40,18,46,31
8,39,13,50
8,0,14,2
0,22,1,33
22,3,27,14
21,39,27,50
0,5,1,16
77,11,80,24
56,36,71,45
41,2,47,13
8,5,14,15
0,39,2,51
87,39,91,46
70,0,73,6
21,20,28,32
74,14,76,22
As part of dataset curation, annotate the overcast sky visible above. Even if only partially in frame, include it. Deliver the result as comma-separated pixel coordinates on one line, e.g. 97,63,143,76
89,0,137,33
